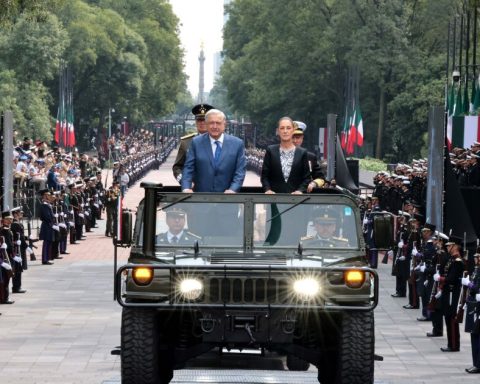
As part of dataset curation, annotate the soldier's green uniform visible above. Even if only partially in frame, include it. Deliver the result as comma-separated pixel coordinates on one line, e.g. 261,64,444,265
172,132,197,183
172,103,214,184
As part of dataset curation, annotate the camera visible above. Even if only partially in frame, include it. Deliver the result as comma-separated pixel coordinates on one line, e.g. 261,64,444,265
452,70,461,82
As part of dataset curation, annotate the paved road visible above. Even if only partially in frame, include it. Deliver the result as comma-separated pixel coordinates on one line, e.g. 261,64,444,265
0,151,476,384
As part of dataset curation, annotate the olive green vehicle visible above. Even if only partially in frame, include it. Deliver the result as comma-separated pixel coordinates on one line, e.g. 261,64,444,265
115,182,392,384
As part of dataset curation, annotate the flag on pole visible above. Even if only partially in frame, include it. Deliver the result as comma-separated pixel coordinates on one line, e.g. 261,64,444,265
55,108,61,143
447,115,480,148
116,195,123,241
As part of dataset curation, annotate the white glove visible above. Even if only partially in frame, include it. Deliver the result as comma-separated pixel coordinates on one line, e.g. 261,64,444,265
54,213,59,218
387,250,393,258
70,210,74,215
16,240,21,245
476,293,480,302
414,265,421,271
433,273,440,282
26,247,33,255
1,262,12,270
29,234,35,240
435,290,442,299
363,217,369,225
60,213,64,217
411,247,418,257
13,255,22,263
58,223,67,228
398,255,406,261
69,222,74,226
52,225,60,231
79,213,84,218
424,280,428,287
0,243,7,249
462,276,470,286
398,241,404,248
420,264,426,273
94,204,99,208
84,211,89,216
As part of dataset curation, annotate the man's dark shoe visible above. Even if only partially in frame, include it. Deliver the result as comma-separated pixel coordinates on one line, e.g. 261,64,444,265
54,256,63,260
426,332,443,337
60,252,70,255
12,289,26,294
403,304,419,309
30,255,36,261
391,293,406,298
42,261,53,265
440,347,459,352
417,317,430,321
466,367,480,374
1,300,15,304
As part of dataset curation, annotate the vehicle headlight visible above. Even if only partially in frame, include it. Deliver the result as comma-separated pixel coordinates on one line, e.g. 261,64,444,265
179,278,203,300
293,277,320,298
132,267,154,286
344,270,365,288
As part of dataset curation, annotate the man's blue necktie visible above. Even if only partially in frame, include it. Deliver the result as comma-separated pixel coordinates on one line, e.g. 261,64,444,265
214,141,222,165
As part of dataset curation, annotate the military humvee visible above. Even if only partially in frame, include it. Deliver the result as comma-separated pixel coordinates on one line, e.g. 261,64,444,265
115,182,392,384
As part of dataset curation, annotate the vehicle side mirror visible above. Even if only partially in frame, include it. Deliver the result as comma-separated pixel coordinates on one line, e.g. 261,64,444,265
373,213,394,250
115,209,133,247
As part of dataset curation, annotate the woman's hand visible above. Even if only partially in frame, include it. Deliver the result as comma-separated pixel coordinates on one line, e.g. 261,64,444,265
265,190,275,194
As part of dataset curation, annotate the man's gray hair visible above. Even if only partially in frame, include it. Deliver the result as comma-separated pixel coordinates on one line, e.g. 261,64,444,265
205,109,226,122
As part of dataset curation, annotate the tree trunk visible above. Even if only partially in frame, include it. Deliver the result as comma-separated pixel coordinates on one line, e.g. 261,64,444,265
376,88,385,159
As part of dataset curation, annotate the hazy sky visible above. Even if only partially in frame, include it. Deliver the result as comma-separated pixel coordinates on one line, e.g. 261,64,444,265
169,0,225,98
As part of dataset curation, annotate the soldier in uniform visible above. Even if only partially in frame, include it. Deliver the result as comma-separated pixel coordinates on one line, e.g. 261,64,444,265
434,235,465,352
172,103,214,183
156,208,201,245
11,207,28,271
415,223,436,322
463,251,480,373
291,121,325,192
105,181,120,237
38,189,55,265
0,211,16,303
302,207,349,247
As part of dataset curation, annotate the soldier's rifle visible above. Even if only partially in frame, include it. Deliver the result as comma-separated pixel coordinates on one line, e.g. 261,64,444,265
428,264,442,311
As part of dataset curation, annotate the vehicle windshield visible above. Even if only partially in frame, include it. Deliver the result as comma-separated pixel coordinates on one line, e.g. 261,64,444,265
146,199,358,250
155,201,244,247
254,203,358,249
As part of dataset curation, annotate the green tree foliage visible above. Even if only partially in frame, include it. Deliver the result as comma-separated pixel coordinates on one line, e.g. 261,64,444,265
0,11,67,140
222,0,461,161
0,0,186,146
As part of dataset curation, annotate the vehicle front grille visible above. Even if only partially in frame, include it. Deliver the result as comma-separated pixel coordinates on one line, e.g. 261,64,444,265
206,276,291,304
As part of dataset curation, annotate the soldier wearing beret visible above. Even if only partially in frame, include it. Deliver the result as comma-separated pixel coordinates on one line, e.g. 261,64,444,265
172,103,214,184
156,208,201,245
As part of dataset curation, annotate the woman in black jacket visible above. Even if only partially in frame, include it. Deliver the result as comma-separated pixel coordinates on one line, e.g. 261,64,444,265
261,117,311,194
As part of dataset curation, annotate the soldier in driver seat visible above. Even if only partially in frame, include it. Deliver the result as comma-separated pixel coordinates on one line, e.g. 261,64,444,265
156,207,201,245
302,207,349,247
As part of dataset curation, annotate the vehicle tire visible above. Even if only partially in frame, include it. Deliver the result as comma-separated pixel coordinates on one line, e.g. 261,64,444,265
286,353,310,371
121,307,174,384
317,311,374,384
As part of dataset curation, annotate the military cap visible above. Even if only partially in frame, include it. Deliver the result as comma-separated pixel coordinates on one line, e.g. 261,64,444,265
293,121,307,135
422,223,436,232
68,183,76,189
410,212,424,222
96,171,102,175
312,207,338,223
11,206,23,214
1,210,13,219
434,231,449,241
192,103,214,120
38,188,51,196
446,235,463,247
398,210,411,218
165,207,186,217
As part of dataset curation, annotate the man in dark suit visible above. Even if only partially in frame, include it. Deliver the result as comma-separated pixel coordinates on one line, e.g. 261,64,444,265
156,208,201,245
181,109,246,193
292,122,325,192
172,103,214,183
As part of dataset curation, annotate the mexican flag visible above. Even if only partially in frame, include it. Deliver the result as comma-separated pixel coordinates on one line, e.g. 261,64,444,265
344,105,364,155
446,115,480,148
55,107,61,143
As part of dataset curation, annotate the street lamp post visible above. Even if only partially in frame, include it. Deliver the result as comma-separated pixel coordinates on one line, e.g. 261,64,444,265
108,108,115,164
